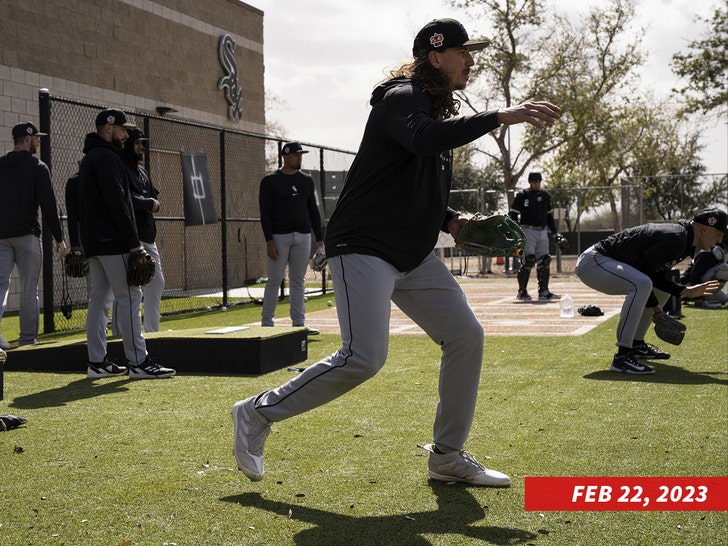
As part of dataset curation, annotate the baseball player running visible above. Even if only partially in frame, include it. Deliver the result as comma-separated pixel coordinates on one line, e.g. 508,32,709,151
575,208,726,374
232,18,561,487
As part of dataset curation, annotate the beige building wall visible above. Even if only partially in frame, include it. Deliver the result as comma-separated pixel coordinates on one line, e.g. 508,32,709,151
0,0,266,311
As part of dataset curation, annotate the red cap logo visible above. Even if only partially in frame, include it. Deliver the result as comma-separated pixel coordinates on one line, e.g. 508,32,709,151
429,32,445,49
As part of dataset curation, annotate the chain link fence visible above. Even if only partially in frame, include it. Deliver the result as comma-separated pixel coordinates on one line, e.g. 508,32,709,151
30,90,728,332
445,174,727,277
39,92,355,332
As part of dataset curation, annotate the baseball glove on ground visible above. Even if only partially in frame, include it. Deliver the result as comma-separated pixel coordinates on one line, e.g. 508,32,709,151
578,304,604,316
127,249,156,286
0,415,28,431
652,311,686,345
454,213,526,257
64,250,88,278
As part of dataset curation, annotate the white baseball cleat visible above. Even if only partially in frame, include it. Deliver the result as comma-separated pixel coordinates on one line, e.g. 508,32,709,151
232,395,272,481
423,443,511,487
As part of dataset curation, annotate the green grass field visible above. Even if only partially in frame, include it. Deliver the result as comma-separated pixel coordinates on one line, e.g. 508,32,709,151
1,295,726,545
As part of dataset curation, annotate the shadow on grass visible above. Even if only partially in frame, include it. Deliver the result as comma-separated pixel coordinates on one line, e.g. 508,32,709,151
8,376,130,409
222,485,536,545
584,363,728,385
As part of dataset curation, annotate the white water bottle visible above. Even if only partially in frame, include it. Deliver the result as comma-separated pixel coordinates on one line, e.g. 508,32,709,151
560,294,574,318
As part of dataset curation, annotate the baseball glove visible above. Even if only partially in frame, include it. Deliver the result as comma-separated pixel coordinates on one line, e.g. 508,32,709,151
652,311,686,346
0,415,28,431
64,250,88,278
578,304,604,316
454,213,526,257
555,233,569,251
127,249,156,286
311,245,327,272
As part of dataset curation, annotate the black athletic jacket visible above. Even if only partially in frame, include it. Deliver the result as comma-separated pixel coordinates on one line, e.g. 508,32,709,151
121,137,159,244
325,77,500,272
594,221,694,306
78,133,140,256
0,150,63,242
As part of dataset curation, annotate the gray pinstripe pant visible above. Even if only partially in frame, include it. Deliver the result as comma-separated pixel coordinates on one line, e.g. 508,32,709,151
255,252,485,452
575,246,669,349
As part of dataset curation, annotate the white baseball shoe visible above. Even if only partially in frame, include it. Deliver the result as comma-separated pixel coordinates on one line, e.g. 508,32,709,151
232,395,272,481
423,444,511,487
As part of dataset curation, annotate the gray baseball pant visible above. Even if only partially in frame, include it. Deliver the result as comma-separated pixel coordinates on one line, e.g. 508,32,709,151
523,226,549,257
576,247,669,349
111,241,165,333
87,254,148,365
0,234,42,345
261,232,311,327
255,252,484,452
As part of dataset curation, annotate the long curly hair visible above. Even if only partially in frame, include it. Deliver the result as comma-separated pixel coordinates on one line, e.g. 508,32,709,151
387,52,460,118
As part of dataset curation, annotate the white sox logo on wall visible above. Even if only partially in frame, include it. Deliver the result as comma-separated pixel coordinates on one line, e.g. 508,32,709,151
430,32,445,49
218,34,243,122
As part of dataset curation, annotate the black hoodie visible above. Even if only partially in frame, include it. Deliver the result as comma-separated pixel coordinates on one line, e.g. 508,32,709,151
121,134,159,244
324,77,500,272
78,132,140,256
0,150,63,242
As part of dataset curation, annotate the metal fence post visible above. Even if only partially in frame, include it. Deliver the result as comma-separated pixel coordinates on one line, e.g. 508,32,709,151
319,147,328,295
220,129,228,308
39,88,56,334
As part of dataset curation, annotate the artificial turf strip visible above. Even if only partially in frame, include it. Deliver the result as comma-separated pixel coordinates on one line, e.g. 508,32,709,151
0,302,726,545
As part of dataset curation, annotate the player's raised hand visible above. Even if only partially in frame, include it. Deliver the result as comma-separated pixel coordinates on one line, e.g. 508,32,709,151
497,101,561,129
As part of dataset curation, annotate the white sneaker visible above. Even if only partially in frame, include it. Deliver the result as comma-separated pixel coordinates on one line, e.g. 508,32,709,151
232,395,272,481
424,444,511,487
0,334,10,350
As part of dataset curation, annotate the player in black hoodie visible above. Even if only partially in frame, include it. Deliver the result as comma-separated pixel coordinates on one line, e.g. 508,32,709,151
117,128,165,333
79,109,174,379
232,18,560,487
0,122,66,348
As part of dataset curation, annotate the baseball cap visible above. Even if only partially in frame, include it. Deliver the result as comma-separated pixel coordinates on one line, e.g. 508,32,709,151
127,128,148,142
281,142,309,155
12,122,46,138
413,18,490,56
693,208,728,233
95,109,136,128
528,172,543,182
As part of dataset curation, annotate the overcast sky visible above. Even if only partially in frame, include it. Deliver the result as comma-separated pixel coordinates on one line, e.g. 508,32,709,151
247,0,726,175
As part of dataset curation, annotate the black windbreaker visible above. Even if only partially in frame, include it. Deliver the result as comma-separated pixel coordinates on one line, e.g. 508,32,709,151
0,150,63,242
78,133,140,256
120,136,159,244
325,77,500,272
594,221,695,304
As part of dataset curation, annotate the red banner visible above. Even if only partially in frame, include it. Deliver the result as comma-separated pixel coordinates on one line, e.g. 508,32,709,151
525,477,728,511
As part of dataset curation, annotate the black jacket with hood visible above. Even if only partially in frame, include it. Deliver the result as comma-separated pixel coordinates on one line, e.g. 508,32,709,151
121,134,159,244
324,77,500,272
78,132,140,256
0,150,63,242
